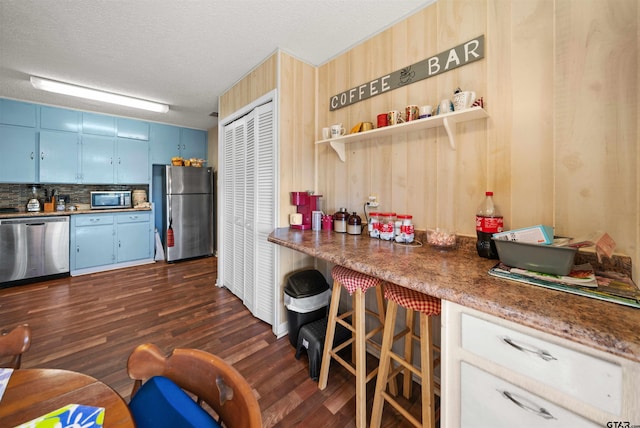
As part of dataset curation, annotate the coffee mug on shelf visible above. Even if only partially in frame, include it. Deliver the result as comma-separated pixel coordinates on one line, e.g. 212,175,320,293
330,124,346,138
405,105,420,122
387,110,405,126
361,122,373,131
377,113,388,128
419,105,433,119
452,91,477,111
437,99,453,115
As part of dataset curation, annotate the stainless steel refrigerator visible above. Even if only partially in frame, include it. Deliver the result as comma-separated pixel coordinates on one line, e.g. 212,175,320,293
153,165,214,262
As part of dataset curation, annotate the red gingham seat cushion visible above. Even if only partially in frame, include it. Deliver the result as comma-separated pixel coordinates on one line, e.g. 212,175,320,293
332,265,381,295
384,281,441,316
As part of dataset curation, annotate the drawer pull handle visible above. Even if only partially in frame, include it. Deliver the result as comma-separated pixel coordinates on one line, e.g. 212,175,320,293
502,336,557,361
500,390,556,420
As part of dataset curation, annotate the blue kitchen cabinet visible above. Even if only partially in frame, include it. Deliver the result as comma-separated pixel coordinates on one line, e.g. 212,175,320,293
81,135,115,183
116,138,149,183
0,125,37,183
39,131,80,183
40,106,80,132
0,99,37,127
150,123,180,164
180,128,207,160
116,212,152,262
72,214,116,270
117,118,149,140
82,112,116,136
71,211,152,273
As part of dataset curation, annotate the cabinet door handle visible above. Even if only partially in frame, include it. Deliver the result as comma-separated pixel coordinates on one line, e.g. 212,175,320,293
502,336,557,361
30,152,34,160
110,157,113,165
500,390,556,420
40,151,45,160
76,245,80,253
118,157,121,165
182,144,186,150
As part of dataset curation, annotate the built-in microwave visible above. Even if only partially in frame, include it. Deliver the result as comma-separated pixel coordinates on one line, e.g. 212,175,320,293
90,191,132,210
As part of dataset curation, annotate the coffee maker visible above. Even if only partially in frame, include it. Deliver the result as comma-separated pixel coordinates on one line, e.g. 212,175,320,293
290,191,322,230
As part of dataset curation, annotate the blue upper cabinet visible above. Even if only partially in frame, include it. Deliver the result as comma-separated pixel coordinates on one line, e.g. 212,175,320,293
116,138,149,184
0,125,37,183
82,112,116,136
39,130,80,183
117,118,149,141
81,135,116,184
40,106,80,132
180,128,207,160
150,123,180,164
0,99,37,127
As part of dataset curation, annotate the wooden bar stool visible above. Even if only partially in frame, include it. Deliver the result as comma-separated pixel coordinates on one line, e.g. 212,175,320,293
318,265,387,428
370,282,441,428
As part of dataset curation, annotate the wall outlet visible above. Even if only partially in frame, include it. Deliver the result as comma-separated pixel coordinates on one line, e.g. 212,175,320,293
367,195,379,207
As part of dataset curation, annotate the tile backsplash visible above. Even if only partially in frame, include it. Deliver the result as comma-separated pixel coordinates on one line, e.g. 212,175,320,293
0,183,149,211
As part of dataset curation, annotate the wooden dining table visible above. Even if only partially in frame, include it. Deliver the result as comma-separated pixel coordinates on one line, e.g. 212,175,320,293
0,368,134,427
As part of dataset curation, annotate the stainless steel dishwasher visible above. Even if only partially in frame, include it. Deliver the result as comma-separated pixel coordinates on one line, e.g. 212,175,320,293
0,216,70,283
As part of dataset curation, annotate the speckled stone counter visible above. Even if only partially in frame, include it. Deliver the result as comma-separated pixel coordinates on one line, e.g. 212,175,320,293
268,227,640,363
0,207,151,219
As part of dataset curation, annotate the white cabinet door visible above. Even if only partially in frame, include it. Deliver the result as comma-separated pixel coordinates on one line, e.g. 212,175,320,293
461,363,600,428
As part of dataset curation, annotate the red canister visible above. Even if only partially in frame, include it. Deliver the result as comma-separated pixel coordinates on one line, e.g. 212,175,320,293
377,113,388,128
322,214,333,230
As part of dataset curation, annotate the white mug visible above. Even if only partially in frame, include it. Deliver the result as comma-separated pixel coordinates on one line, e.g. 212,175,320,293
330,124,346,138
419,105,433,118
289,213,302,226
437,99,453,115
452,91,477,111
322,127,330,139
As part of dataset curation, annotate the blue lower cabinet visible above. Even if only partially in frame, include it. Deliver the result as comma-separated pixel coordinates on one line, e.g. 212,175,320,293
0,125,37,183
72,215,116,270
116,213,152,262
71,212,152,273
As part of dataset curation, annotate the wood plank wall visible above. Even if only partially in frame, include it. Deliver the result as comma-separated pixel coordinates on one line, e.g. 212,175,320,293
315,0,639,279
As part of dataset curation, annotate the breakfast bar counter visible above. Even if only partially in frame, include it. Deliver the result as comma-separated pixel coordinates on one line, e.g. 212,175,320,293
268,227,640,363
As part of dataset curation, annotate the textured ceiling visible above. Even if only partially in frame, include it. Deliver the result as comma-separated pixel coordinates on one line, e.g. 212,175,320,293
0,0,435,130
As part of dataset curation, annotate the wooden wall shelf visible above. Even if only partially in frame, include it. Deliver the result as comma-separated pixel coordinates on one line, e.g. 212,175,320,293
316,107,489,162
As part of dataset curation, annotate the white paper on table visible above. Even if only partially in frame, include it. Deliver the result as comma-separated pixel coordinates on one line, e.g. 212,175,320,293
0,368,13,401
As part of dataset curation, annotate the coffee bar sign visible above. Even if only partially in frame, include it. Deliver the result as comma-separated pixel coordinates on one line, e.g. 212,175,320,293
329,35,485,111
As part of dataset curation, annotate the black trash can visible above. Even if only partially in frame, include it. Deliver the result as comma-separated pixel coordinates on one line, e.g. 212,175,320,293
284,269,331,347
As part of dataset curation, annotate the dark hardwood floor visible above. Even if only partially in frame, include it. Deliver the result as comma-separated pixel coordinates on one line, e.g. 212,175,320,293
0,257,426,427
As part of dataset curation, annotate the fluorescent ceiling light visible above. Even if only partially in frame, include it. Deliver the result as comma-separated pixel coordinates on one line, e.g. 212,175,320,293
30,76,169,113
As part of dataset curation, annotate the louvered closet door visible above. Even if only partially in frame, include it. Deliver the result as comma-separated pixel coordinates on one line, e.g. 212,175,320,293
252,102,275,324
243,113,256,312
221,118,245,298
220,99,275,326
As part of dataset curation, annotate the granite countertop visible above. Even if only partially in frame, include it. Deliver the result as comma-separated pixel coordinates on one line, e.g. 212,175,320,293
0,207,152,219
268,227,640,363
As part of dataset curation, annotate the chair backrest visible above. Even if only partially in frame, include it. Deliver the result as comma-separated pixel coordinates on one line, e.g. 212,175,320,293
0,324,32,369
127,343,262,428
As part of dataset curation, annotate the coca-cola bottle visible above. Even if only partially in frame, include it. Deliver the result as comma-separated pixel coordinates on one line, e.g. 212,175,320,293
476,191,503,259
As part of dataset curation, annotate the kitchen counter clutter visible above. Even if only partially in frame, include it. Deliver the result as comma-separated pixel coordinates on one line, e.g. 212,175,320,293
267,227,640,363
0,206,151,219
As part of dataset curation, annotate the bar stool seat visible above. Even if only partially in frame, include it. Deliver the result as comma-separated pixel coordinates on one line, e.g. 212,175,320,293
370,282,441,428
318,265,387,428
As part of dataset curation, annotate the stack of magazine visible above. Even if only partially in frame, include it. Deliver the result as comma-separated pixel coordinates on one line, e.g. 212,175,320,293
489,263,640,309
